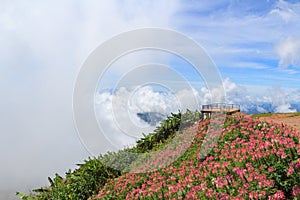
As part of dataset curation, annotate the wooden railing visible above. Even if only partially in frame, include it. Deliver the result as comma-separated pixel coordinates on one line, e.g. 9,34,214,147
202,103,240,110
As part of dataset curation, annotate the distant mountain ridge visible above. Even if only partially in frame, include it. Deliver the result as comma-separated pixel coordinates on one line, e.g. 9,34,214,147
136,103,300,126
241,102,300,114
136,112,166,126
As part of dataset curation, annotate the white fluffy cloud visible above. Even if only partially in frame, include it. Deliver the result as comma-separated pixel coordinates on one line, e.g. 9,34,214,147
275,37,300,68
95,85,201,149
176,0,300,74
213,78,298,113
93,77,299,153
270,0,298,22
268,83,297,113
0,0,180,198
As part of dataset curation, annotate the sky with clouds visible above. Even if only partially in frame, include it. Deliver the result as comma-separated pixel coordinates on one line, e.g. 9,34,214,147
176,0,300,87
1,0,300,199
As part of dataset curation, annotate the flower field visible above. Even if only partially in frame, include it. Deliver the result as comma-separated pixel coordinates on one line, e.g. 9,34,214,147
95,114,300,199
17,112,300,200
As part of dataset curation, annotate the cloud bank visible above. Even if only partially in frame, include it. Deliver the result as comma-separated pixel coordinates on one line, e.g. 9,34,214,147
94,78,299,149
0,0,179,199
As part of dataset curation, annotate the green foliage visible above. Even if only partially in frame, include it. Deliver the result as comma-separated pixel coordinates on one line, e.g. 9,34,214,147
289,112,300,117
251,112,272,118
17,158,120,200
252,112,300,118
17,110,200,200
135,110,202,153
94,114,300,199
21,111,300,199
16,192,30,200
253,149,300,196
98,149,139,172
94,110,202,173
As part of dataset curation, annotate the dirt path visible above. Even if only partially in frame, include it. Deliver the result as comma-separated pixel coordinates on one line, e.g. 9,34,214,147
251,113,300,132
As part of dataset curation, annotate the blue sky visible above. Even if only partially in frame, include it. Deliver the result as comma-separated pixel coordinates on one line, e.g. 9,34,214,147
0,0,300,198
174,0,300,88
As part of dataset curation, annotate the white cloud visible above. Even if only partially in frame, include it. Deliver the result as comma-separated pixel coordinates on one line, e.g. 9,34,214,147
290,89,300,103
176,0,300,71
270,0,297,22
0,0,180,197
268,83,297,113
275,36,300,67
94,78,299,150
205,78,299,113
95,85,200,149
94,78,300,150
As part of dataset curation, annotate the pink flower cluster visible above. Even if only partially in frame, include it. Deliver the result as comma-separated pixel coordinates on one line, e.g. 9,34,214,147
292,185,300,197
95,114,300,199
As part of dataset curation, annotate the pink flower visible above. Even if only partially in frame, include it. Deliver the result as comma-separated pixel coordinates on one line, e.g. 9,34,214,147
292,185,300,197
186,191,196,199
273,190,285,199
267,167,275,173
243,183,251,190
287,167,295,177
205,189,214,198
295,162,300,169
259,165,264,170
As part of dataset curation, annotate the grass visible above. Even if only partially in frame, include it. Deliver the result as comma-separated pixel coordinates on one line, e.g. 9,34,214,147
251,112,272,118
289,112,300,117
252,112,300,119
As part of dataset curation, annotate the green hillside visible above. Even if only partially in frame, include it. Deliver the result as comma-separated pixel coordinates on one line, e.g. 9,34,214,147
17,111,300,199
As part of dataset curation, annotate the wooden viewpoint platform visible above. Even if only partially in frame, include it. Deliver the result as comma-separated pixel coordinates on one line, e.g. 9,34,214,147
201,103,240,118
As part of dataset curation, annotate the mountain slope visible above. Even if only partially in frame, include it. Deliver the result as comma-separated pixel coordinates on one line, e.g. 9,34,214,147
17,112,300,199
94,114,300,199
